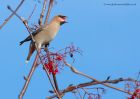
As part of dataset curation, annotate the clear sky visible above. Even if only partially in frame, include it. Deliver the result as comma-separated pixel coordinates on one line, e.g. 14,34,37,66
0,0,140,99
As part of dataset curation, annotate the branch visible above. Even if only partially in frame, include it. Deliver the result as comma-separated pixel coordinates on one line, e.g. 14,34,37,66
63,60,133,95
39,0,48,26
0,0,25,29
7,6,26,25
47,78,135,99
19,54,39,99
27,4,37,21
44,0,54,26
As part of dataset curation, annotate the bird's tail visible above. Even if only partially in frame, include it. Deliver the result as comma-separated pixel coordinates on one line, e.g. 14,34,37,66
25,42,36,63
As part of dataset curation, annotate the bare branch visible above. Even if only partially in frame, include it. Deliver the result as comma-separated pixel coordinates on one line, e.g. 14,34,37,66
0,0,25,29
7,6,25,24
19,54,39,99
27,4,37,21
44,0,54,26
63,61,133,95
39,0,48,26
47,78,135,99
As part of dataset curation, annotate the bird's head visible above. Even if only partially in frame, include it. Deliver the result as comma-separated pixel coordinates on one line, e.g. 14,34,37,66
54,15,67,25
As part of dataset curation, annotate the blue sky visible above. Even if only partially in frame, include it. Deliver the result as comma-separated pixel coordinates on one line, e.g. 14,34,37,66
0,0,140,99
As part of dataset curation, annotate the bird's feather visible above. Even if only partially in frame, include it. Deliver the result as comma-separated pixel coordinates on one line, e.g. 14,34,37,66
20,27,43,45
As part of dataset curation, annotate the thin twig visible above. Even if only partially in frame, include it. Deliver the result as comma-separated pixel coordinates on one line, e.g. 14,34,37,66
73,91,79,99
82,92,86,99
76,88,83,99
44,0,54,26
39,0,48,26
0,0,25,29
27,4,37,21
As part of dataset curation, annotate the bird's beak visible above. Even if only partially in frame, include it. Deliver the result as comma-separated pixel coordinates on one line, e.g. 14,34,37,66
59,15,68,25
63,16,68,23
59,15,67,22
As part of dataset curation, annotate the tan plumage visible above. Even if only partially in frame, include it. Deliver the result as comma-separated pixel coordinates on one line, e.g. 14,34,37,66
20,15,67,62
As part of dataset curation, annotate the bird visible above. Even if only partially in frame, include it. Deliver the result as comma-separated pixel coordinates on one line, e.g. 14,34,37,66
20,15,67,63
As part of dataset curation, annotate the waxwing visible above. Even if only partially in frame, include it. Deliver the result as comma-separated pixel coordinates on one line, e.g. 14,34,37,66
20,15,67,63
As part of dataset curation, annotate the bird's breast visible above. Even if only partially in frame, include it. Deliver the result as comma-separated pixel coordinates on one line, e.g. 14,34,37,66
34,27,59,46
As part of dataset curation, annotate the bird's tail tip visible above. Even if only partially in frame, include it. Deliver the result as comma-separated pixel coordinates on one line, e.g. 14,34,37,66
25,60,29,64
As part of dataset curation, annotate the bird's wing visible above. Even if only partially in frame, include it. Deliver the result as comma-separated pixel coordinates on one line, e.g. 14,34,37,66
20,28,43,45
